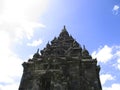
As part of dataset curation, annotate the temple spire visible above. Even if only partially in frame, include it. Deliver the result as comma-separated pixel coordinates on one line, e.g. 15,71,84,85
82,45,92,59
62,25,67,32
59,25,69,37
37,48,39,53
33,48,40,59
19,26,102,90
64,25,66,30
83,45,86,50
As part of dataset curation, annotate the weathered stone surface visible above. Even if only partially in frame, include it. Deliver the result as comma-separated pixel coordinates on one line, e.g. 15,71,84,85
19,26,102,90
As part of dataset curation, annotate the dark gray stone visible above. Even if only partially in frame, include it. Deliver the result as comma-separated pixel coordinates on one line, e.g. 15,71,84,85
19,26,102,90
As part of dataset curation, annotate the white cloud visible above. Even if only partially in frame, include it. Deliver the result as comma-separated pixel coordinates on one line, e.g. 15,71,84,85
117,59,120,70
112,5,120,15
0,0,48,41
113,50,120,70
100,74,114,85
0,30,23,89
27,39,43,47
103,83,120,90
0,40,23,90
14,20,45,40
113,5,119,11
92,45,113,63
92,45,120,70
0,0,49,90
0,83,19,90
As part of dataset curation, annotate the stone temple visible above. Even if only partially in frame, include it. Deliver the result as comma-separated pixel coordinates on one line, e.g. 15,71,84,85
19,26,102,90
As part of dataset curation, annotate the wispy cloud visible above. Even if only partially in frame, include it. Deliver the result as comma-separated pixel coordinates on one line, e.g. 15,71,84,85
100,74,115,85
92,45,120,70
92,45,113,63
112,46,120,70
0,0,49,90
0,83,19,90
112,5,120,15
27,39,43,47
92,45,120,90
103,83,120,90
0,0,48,41
0,35,23,90
117,59,120,70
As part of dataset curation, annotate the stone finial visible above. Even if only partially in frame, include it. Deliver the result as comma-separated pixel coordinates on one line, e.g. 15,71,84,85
64,25,66,30
37,48,39,54
59,25,69,38
82,45,92,59
46,42,51,48
33,48,40,59
62,25,67,32
83,45,86,50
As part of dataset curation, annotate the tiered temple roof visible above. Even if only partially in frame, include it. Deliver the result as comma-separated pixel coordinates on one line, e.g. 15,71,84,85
19,26,102,90
32,26,92,61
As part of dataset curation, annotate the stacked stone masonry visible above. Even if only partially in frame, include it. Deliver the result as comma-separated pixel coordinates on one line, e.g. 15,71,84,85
19,26,102,90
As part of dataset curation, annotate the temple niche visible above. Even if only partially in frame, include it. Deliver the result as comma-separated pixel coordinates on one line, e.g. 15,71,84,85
19,26,102,90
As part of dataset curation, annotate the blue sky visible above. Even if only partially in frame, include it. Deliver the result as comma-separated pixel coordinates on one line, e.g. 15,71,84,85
0,0,120,90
